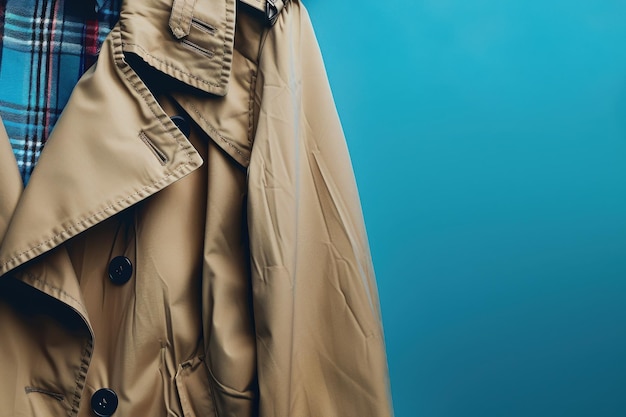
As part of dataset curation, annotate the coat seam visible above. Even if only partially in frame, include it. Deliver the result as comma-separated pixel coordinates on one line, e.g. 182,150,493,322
174,0,191,36
71,338,93,417
21,273,84,307
184,100,250,162
220,0,235,91
121,42,220,88
205,368,221,417
0,167,189,271
247,63,257,147
249,19,270,149
171,0,182,34
24,386,67,403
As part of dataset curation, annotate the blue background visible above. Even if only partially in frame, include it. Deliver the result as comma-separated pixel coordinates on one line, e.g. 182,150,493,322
307,1,626,416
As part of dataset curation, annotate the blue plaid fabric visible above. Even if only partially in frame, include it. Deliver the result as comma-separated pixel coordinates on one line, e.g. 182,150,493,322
0,0,121,183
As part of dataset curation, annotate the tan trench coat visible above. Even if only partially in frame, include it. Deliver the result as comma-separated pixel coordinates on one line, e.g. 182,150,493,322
0,1,392,416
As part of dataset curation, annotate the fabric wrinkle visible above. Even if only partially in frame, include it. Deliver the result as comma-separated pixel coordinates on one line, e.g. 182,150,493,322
0,1,393,416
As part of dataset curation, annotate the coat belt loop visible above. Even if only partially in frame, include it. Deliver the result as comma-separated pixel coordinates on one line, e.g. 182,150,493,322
170,0,197,39
266,0,288,26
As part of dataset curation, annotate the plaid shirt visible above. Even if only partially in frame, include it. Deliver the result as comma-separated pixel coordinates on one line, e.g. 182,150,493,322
0,0,121,183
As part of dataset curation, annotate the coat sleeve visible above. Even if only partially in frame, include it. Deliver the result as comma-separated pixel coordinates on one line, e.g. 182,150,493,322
246,2,393,416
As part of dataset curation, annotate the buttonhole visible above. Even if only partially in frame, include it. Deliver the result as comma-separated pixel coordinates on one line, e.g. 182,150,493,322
191,18,217,35
181,39,214,59
139,131,169,165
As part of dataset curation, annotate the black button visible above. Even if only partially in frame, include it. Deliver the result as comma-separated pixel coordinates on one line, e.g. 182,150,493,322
91,388,118,417
108,256,133,285
171,115,190,138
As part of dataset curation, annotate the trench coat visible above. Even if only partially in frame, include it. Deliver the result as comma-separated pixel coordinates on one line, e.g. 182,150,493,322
0,0,393,416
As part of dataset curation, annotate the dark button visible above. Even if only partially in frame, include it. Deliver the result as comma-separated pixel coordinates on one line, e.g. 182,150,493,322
91,388,118,417
108,256,133,285
171,115,190,138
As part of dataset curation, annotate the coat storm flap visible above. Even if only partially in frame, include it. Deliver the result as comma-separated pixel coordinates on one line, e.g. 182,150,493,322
0,0,393,416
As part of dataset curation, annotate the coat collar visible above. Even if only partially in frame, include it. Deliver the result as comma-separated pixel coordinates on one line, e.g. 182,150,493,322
120,0,236,96
0,25,204,277
0,0,266,277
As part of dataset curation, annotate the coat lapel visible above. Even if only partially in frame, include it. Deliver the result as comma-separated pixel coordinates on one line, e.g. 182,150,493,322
0,25,204,278
0,0,241,323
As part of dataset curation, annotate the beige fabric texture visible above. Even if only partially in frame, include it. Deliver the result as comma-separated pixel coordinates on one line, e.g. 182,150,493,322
0,1,393,416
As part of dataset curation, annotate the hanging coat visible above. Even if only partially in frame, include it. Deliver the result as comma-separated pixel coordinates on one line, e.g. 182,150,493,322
0,0,393,416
